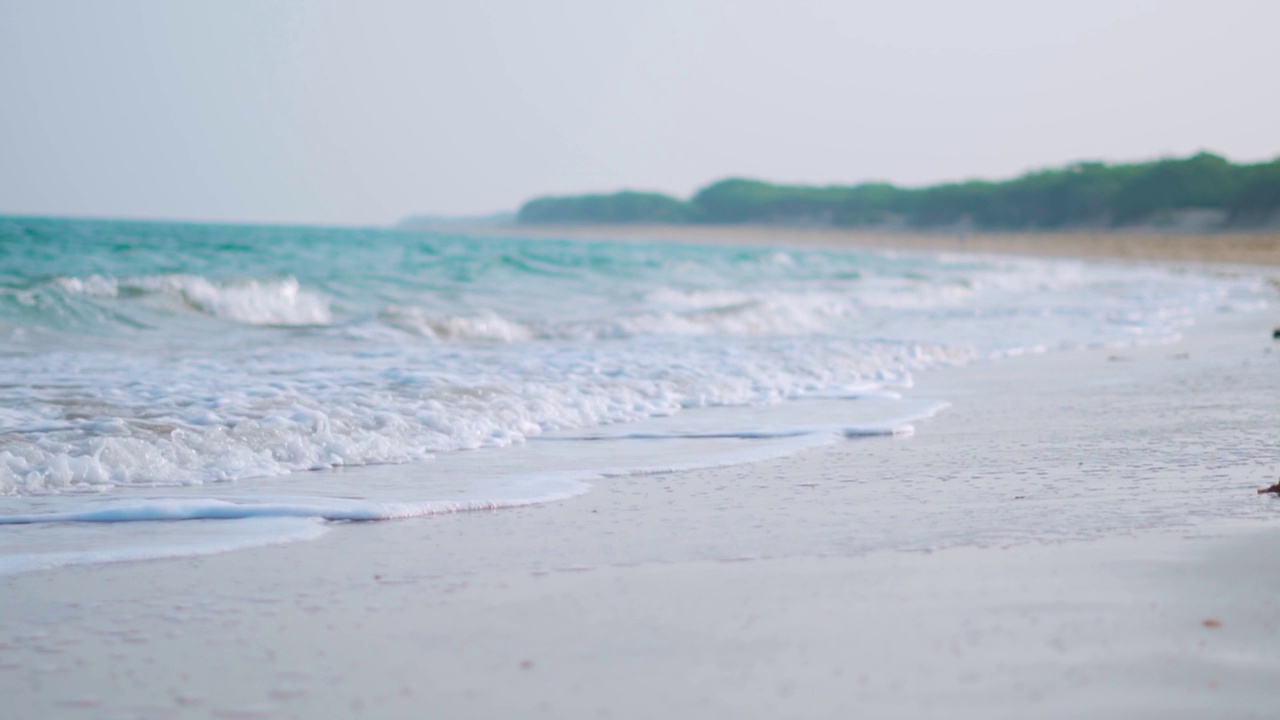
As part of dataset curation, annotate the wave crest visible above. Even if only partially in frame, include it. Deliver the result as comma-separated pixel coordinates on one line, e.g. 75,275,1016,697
378,306,532,342
55,273,332,326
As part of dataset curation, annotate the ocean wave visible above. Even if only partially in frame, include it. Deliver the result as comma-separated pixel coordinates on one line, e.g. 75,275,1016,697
0,337,972,496
52,273,332,326
2,219,1268,504
378,305,532,342
371,291,854,343
556,296,851,340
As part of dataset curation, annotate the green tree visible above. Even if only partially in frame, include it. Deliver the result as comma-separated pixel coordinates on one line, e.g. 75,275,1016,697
515,151,1280,230
1109,152,1236,224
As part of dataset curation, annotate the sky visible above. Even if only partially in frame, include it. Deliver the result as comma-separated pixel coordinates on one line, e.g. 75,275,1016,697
1,0,1277,226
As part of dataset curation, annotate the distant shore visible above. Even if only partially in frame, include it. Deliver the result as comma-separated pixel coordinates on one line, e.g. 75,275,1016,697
511,154,1280,232
425,222,1280,267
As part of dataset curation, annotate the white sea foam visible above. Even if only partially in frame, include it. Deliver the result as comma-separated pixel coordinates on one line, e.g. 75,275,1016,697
54,273,331,325
0,337,971,495
576,289,854,339
378,305,532,342
52,274,120,297
0,415,864,572
0,391,940,556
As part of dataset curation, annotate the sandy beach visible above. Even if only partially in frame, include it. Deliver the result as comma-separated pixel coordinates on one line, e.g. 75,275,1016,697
460,223,1280,268
2,229,1279,719
7,0,1280,717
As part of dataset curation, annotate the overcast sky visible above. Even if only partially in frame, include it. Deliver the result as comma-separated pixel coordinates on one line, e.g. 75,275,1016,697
1,0,1277,226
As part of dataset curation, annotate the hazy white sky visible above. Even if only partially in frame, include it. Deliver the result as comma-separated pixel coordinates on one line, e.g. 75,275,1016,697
1,0,1277,225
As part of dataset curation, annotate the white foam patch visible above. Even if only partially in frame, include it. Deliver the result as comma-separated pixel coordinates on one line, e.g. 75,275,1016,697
0,416,843,575
559,400,949,443
0,339,970,496
0,397,922,529
378,306,532,342
55,273,331,325
52,274,120,297
553,289,855,339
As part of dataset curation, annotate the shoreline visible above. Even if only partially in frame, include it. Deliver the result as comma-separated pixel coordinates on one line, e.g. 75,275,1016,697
428,223,1280,267
2,235,1279,717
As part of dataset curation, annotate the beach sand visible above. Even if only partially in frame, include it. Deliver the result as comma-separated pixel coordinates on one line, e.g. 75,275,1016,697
2,231,1279,719
463,223,1280,267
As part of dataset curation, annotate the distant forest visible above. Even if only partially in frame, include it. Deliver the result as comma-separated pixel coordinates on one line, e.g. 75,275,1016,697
517,152,1280,230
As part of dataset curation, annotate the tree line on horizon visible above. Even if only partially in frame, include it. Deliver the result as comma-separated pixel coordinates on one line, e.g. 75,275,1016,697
516,152,1280,230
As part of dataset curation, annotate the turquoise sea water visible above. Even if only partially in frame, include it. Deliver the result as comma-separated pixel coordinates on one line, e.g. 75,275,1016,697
0,216,1269,572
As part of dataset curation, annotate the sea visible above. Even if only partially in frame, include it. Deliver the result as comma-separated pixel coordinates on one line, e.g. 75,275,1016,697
0,216,1271,574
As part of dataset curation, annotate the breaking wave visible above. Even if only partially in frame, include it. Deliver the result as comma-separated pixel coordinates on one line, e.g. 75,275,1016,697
52,273,332,326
